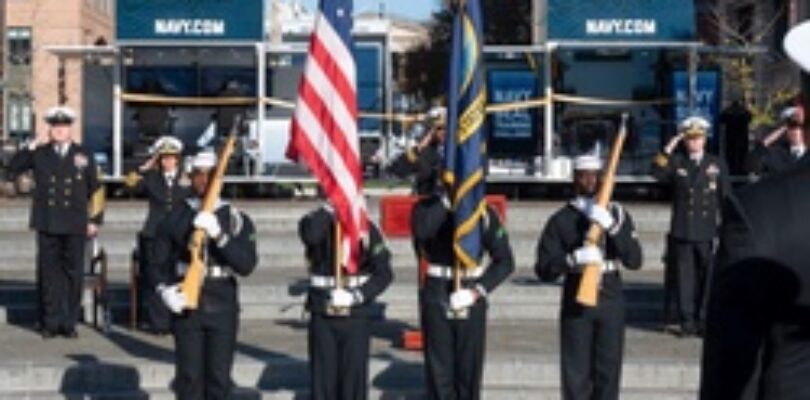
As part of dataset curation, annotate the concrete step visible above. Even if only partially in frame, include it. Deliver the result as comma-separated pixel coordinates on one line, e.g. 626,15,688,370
0,270,670,324
0,387,697,400
0,255,668,275
0,320,701,395
0,235,669,273
0,230,668,253
0,200,673,234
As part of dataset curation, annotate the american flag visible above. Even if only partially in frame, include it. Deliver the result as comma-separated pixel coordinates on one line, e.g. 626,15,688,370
286,0,368,273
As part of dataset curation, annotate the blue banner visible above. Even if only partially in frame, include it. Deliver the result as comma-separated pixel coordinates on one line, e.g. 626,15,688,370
117,0,264,42
548,0,695,41
444,0,487,269
487,69,540,156
672,70,722,142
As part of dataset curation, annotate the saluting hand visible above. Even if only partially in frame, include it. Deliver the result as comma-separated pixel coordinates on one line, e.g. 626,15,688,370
664,133,685,155
27,135,50,151
138,154,159,172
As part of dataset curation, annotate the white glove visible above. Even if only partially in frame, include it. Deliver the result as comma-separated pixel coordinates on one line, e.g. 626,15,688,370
573,245,604,266
588,205,615,230
193,211,222,238
329,288,355,308
159,284,187,314
450,289,477,311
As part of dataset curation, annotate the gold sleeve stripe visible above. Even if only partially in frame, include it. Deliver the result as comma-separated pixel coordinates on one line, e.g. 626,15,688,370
124,171,143,188
654,153,669,168
90,186,106,219
89,170,106,220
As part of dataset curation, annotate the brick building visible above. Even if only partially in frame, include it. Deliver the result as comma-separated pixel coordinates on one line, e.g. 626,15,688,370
5,0,113,142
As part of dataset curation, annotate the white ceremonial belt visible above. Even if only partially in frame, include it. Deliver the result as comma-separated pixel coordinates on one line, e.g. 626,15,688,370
176,262,231,279
426,264,484,280
207,265,232,279
310,275,370,289
601,260,619,273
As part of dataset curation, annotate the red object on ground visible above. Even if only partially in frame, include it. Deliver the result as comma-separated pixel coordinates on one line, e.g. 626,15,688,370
402,329,424,351
379,195,420,237
379,194,508,238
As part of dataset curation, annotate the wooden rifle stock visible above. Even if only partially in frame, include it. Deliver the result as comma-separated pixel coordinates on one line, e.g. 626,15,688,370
181,117,241,309
575,113,629,307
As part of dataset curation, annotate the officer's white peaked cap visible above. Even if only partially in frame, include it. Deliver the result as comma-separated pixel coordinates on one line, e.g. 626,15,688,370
785,21,810,73
44,105,76,125
153,136,184,155
680,116,711,137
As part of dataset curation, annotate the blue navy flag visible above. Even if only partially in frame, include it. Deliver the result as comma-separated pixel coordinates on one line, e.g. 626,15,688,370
443,0,487,269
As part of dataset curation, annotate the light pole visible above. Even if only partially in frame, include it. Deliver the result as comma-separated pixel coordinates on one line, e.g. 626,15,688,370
533,0,542,44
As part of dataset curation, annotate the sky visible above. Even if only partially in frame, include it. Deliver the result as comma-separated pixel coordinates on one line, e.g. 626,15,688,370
296,0,440,21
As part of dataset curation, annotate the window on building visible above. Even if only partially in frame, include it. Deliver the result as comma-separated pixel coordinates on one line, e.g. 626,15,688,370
7,95,33,138
7,27,32,66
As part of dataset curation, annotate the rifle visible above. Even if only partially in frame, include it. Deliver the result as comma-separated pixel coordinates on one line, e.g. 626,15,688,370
180,116,241,309
575,113,629,307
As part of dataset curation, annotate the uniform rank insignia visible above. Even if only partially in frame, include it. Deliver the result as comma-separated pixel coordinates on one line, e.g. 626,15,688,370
706,164,719,178
74,154,88,169
179,175,191,187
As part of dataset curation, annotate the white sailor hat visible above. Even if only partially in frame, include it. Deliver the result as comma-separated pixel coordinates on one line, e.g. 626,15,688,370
573,154,603,171
44,105,76,125
152,136,183,156
679,116,711,137
190,149,217,170
784,21,810,73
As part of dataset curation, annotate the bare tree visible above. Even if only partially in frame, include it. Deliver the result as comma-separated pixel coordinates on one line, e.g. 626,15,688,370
702,0,799,129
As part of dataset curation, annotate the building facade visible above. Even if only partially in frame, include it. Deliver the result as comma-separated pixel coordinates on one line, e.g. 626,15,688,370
5,0,113,142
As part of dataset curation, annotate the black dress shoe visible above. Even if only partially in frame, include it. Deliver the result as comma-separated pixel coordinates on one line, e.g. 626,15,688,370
679,324,697,338
61,329,79,339
140,323,170,336
696,322,706,337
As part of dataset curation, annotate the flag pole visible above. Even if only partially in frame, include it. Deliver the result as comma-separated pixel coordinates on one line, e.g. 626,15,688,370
453,260,461,294
335,221,343,290
328,219,350,317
